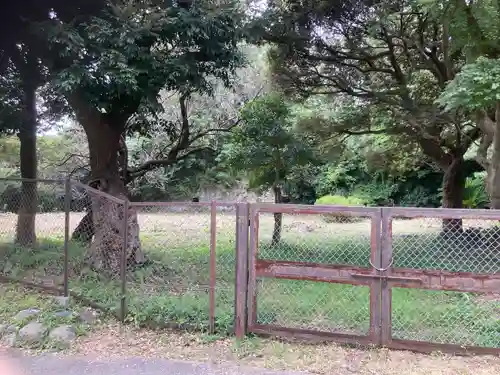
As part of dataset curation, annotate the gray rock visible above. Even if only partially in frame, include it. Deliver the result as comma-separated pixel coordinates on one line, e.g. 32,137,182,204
14,308,40,321
54,310,72,318
49,325,76,345
53,296,70,308
79,307,99,324
1,333,17,347
2,261,13,273
18,322,46,344
0,324,17,336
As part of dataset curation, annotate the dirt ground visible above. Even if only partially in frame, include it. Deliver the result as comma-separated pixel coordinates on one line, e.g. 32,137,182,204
65,325,500,375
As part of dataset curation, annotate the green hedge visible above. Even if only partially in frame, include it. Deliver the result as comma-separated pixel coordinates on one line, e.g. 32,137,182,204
315,195,365,206
315,195,365,223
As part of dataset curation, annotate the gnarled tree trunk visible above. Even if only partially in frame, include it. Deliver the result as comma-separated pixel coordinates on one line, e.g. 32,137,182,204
87,124,145,273
70,96,145,274
475,106,500,209
484,106,500,209
441,156,466,233
15,55,38,247
72,210,94,244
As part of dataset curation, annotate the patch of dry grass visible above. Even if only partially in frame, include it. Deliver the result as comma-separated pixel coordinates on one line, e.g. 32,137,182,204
65,325,500,375
0,210,491,243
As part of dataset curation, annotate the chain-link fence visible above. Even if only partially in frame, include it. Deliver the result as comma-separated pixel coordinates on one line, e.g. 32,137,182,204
251,208,374,337
389,211,500,349
66,181,127,316
125,202,213,329
391,215,500,273
249,205,500,353
256,210,372,266
0,178,67,292
1,179,499,352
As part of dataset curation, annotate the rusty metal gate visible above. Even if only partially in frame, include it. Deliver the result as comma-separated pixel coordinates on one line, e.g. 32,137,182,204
240,203,500,355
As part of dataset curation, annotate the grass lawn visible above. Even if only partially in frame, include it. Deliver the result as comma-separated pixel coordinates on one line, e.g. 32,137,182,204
0,211,499,348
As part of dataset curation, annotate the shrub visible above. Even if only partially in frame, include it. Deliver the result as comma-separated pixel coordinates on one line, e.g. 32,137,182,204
351,181,398,206
463,172,489,209
315,195,365,223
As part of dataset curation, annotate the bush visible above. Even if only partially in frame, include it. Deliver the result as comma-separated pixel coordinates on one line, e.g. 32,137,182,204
463,172,489,209
315,195,365,223
352,181,398,206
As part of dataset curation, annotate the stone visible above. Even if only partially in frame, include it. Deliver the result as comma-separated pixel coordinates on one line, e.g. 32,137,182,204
0,324,17,336
18,322,46,344
14,308,40,321
53,296,70,308
49,325,76,345
78,307,99,324
1,333,17,347
54,310,72,318
2,261,13,273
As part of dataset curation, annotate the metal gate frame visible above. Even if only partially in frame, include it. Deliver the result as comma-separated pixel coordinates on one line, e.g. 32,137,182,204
381,207,500,355
245,203,383,347
243,203,500,355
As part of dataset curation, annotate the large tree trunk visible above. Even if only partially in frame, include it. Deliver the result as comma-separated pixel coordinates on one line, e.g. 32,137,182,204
72,210,94,244
441,156,466,233
15,61,38,247
71,97,145,273
271,185,283,246
475,106,500,209
486,107,500,209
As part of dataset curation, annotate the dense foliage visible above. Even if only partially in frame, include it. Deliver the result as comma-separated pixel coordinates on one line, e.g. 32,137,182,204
0,0,497,219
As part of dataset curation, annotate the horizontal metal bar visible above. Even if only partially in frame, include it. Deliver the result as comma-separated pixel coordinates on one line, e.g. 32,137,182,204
256,260,372,285
129,201,212,207
389,267,500,293
257,260,500,293
250,324,374,346
388,206,500,220
70,181,126,204
351,273,423,283
0,177,64,183
252,203,379,215
387,338,500,356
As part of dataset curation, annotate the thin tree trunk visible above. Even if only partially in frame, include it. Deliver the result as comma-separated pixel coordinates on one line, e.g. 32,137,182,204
271,185,283,246
15,55,38,247
441,156,466,233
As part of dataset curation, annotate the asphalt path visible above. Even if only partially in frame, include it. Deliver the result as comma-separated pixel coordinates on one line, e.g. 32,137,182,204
4,354,309,375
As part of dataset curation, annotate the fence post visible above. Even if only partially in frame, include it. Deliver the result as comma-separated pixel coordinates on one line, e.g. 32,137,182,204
209,200,217,334
119,200,129,322
63,178,71,297
380,207,393,346
234,202,249,339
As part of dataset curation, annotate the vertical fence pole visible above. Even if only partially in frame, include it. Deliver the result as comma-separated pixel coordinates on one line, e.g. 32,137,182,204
209,200,217,334
380,207,393,346
63,178,71,297
120,200,129,322
369,208,382,345
234,202,249,339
